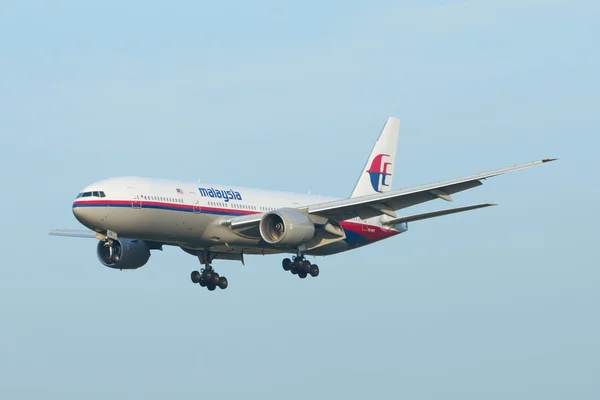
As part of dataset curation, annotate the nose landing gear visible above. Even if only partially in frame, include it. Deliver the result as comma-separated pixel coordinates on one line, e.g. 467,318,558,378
282,256,319,279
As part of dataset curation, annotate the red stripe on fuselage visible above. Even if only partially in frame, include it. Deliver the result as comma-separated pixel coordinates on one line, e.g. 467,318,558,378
72,200,398,242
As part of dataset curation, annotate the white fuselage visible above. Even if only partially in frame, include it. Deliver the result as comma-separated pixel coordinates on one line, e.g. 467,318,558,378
72,177,403,257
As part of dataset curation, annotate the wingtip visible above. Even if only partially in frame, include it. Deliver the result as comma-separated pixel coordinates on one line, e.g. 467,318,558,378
542,157,558,163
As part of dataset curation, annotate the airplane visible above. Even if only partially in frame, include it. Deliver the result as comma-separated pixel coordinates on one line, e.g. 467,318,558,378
50,117,556,291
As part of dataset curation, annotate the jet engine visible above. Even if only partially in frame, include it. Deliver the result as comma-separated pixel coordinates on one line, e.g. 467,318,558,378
259,209,315,247
96,239,151,270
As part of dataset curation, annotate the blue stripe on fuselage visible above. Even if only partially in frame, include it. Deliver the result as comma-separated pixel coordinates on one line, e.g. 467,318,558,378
73,202,373,245
72,202,250,217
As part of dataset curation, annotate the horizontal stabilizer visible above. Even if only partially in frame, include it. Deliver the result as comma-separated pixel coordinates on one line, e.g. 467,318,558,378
383,203,496,225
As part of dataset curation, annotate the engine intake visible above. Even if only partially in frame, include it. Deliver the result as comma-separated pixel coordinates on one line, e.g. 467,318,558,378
259,209,315,247
96,239,151,270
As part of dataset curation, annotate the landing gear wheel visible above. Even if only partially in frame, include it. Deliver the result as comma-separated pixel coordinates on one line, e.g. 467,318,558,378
302,260,311,273
218,276,228,290
310,264,319,277
298,271,307,279
282,258,292,271
195,249,230,292
291,268,298,275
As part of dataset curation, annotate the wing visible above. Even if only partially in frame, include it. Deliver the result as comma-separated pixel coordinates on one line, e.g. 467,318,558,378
307,158,556,221
49,229,97,238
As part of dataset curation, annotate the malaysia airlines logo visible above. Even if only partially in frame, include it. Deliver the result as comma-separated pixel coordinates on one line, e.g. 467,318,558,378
198,187,242,202
367,153,392,192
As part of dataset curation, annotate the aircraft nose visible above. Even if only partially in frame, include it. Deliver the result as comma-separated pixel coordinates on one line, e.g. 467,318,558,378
72,202,93,228
72,202,84,221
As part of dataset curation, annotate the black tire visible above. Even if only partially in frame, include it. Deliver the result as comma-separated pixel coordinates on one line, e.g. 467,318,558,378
207,284,216,291
218,276,228,290
310,264,319,277
298,271,307,279
190,270,201,284
282,258,292,271
302,260,311,273
199,279,207,287
291,268,298,275
211,273,220,286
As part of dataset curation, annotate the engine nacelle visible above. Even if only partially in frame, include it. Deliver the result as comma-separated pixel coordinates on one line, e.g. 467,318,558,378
259,209,315,247
96,239,151,270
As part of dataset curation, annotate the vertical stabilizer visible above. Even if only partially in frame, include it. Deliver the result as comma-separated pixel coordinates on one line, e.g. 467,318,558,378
350,117,400,198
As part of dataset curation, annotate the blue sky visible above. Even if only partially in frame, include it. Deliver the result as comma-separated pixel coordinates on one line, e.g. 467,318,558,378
0,0,598,398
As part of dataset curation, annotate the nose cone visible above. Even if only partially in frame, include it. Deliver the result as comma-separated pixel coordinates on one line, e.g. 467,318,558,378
72,202,94,229
72,203,83,220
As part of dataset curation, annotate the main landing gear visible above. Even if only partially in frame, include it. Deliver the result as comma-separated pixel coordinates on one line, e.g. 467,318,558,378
190,250,228,291
282,255,319,279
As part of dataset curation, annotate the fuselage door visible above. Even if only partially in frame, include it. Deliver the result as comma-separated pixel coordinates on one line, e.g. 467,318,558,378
190,192,201,214
127,187,142,209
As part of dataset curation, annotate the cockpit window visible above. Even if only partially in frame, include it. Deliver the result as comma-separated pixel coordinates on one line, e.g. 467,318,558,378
77,191,106,199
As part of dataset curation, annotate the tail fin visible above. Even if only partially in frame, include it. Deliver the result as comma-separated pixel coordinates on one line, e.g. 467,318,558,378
350,117,400,198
